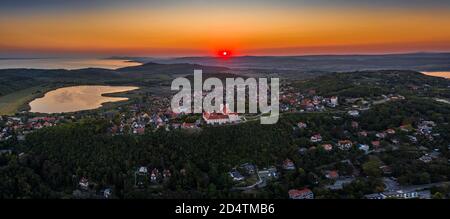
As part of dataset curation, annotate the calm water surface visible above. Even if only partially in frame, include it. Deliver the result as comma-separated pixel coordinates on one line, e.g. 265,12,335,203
422,72,450,79
29,85,139,114
0,58,141,70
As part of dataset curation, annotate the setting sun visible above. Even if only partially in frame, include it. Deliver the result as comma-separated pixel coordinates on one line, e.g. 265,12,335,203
2,1,450,56
217,50,232,59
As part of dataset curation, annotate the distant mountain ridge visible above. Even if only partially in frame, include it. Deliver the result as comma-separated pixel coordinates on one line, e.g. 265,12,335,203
117,62,230,77
0,62,232,97
1,53,449,98
116,52,450,72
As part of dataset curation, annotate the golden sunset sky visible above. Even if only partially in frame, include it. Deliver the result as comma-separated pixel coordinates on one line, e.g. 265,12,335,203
1,0,450,56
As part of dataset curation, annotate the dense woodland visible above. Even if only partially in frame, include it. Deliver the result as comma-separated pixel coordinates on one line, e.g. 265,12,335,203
1,97,450,199
1,70,450,199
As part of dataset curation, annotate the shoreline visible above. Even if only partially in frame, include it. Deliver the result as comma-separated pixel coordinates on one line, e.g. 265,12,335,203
27,85,140,115
422,71,450,79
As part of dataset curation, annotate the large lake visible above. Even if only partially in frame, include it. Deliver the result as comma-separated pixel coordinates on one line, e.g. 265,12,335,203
422,71,450,79
29,85,139,114
0,58,141,70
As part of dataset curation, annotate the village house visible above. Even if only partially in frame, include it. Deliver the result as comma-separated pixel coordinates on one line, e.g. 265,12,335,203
138,166,148,175
181,122,197,129
325,170,339,180
229,169,245,181
347,110,360,117
203,104,240,125
333,116,342,120
386,129,396,135
300,99,315,111
371,141,381,149
282,159,296,170
391,139,400,144
134,166,149,187
325,177,355,190
297,122,307,129
171,123,181,129
418,120,436,135
388,94,406,101
133,126,145,135
351,121,359,129
258,167,278,181
330,96,338,106
358,144,370,154
0,149,12,155
376,132,387,139
407,135,418,143
337,140,353,150
150,168,160,183
379,165,392,175
240,163,257,175
288,188,314,199
358,131,368,137
103,188,112,199
180,168,187,176
418,153,438,163
298,147,308,155
364,190,428,199
310,134,322,143
321,144,333,151
400,124,412,132
79,177,89,190
163,169,172,179
17,134,26,141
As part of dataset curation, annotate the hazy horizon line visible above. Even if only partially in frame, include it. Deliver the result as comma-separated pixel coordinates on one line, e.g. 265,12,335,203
1,51,450,60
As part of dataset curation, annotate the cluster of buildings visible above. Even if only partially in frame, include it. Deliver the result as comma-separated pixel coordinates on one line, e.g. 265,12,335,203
135,166,172,187
417,120,438,141
345,94,405,111
291,114,446,198
364,189,430,199
108,96,203,135
279,89,410,153
372,94,406,105
203,104,241,125
296,117,444,157
365,178,431,199
108,96,244,135
281,94,339,113
229,163,278,190
288,188,314,199
0,115,62,142
279,84,339,113
73,177,113,199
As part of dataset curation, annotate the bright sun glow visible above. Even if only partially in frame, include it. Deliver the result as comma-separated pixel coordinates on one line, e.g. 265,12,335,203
218,50,231,58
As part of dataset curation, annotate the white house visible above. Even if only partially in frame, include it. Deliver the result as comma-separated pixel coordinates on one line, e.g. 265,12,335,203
203,104,240,125
330,96,339,106
338,140,353,150
289,188,314,199
358,144,370,154
310,134,322,143
347,110,360,117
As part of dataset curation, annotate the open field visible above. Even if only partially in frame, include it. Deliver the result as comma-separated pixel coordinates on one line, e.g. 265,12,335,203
0,82,164,116
0,85,54,115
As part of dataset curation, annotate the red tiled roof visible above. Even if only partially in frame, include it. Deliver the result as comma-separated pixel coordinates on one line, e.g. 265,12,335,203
339,140,352,144
322,144,333,150
203,113,229,120
326,170,339,179
182,123,195,128
289,188,312,197
284,158,293,165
